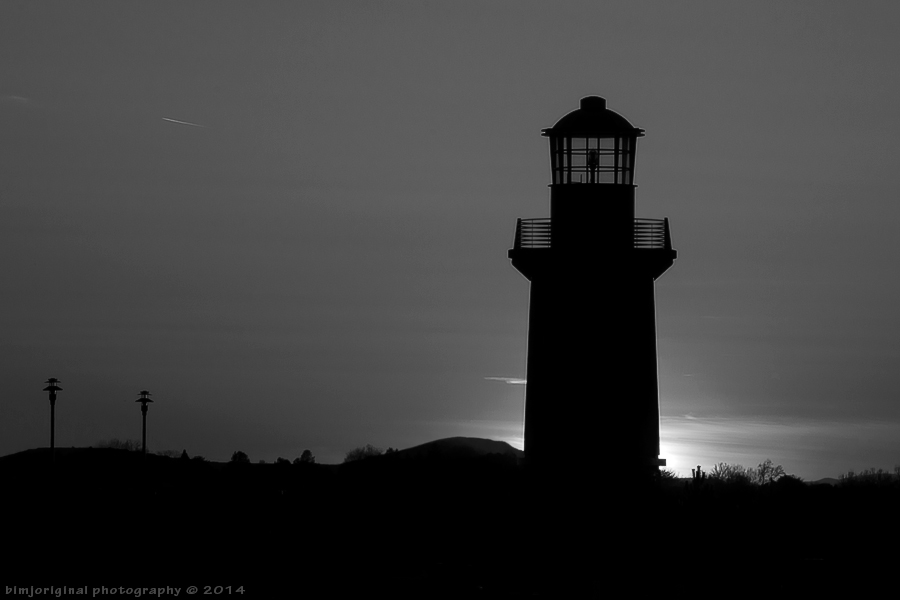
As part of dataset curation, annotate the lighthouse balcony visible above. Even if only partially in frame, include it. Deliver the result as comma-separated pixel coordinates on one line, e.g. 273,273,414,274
508,217,676,280
510,217,674,251
512,218,553,249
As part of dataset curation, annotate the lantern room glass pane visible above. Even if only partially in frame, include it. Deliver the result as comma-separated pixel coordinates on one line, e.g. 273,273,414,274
550,135,636,185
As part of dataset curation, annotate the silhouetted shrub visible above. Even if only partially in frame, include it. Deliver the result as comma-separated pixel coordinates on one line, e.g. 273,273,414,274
230,451,250,464
838,468,898,488
97,438,142,452
294,449,316,464
709,462,754,485
708,459,786,486
343,444,384,463
660,468,679,480
772,474,805,491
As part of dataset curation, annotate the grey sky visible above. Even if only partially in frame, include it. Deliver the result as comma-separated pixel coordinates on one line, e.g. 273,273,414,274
2,2,899,478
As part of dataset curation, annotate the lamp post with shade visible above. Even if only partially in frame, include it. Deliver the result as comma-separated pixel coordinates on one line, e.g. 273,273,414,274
136,390,153,455
42,378,62,464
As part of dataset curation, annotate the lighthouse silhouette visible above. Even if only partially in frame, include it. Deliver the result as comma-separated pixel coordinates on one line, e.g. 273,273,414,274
509,96,676,482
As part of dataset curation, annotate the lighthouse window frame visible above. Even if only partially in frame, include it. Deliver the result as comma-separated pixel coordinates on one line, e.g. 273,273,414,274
550,135,635,185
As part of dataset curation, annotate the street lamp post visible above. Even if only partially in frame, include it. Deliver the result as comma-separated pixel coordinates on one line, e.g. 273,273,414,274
136,390,153,455
42,378,62,464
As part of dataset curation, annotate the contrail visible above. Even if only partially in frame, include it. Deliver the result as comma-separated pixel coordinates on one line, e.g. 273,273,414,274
162,117,205,127
484,377,527,385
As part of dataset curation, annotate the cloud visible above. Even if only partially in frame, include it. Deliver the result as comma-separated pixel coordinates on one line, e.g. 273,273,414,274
484,377,527,385
161,117,205,127
1,95,30,105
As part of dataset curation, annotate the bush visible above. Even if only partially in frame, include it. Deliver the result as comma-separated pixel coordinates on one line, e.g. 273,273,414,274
294,449,316,465
839,468,898,488
343,444,384,463
97,438,142,452
773,474,805,490
660,468,679,480
709,462,754,485
708,460,786,486
230,451,250,464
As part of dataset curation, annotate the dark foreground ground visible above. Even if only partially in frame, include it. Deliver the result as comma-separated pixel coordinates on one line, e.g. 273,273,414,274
3,448,897,596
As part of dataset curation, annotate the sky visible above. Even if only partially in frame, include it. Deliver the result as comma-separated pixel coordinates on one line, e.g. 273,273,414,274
2,2,899,480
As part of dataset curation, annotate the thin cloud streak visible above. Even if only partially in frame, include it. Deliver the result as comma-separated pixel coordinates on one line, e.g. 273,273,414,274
161,117,205,127
484,377,527,385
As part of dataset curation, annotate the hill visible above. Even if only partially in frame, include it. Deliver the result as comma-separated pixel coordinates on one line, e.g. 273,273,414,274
808,477,839,486
0,436,523,469
376,436,524,462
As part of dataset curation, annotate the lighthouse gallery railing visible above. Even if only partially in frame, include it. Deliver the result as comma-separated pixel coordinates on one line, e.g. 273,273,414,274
513,217,672,250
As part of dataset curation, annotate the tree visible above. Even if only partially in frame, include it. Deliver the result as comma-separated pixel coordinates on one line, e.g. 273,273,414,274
708,460,786,486
709,462,754,485
839,468,896,488
343,444,384,463
230,450,250,464
295,449,316,464
275,457,291,466
754,459,785,485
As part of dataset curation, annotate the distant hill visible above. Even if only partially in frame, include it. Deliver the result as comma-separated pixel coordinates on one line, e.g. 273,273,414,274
336,437,524,480
0,437,524,470
808,477,839,486
385,436,524,462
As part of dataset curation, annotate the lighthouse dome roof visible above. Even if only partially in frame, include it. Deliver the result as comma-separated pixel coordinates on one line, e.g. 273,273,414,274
542,96,644,138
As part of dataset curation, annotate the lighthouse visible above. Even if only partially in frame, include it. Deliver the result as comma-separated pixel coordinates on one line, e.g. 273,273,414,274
508,96,675,482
